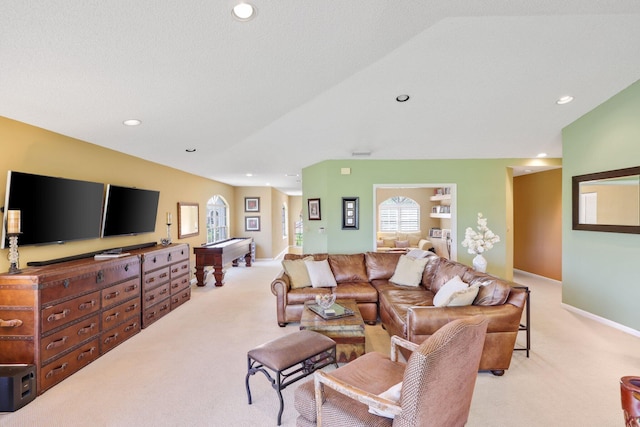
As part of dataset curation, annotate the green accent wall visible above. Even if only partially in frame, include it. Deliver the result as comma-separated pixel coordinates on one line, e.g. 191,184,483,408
302,158,560,280
562,79,640,332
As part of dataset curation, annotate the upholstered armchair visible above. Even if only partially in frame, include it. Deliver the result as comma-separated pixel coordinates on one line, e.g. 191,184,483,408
294,315,488,427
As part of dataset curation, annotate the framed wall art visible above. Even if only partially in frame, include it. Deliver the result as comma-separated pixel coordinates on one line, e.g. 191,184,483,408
308,198,321,220
245,216,260,231
342,197,359,230
245,197,260,212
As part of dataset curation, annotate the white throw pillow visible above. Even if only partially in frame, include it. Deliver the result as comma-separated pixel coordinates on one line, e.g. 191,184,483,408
304,259,337,288
433,275,468,307
389,255,429,287
368,382,402,418
281,256,313,289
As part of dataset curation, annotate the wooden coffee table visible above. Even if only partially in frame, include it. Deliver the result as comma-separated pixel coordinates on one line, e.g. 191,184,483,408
300,299,365,363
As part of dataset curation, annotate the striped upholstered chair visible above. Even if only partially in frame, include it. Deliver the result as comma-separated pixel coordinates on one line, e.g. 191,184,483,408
294,315,488,427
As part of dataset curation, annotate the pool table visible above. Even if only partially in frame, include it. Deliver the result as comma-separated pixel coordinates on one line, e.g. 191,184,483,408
194,237,253,286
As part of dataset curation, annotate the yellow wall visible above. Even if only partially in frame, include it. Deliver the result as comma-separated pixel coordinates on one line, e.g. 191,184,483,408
513,169,562,280
0,116,241,271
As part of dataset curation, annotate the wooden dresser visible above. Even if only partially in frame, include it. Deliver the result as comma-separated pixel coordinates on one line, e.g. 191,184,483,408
0,242,192,395
133,243,191,328
0,255,141,394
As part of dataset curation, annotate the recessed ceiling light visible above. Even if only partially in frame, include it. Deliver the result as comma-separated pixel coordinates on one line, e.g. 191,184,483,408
123,119,141,126
246,173,253,177
556,95,574,105
185,148,196,153
232,3,256,21
396,94,410,102
537,153,548,158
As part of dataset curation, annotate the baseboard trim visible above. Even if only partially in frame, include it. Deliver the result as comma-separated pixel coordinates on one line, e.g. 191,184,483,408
561,302,640,338
513,269,561,285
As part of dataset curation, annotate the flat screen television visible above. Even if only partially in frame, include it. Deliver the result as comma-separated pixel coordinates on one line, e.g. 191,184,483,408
101,184,160,238
1,171,105,248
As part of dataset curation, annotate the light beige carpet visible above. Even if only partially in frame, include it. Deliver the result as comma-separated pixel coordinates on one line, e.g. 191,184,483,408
1,260,638,426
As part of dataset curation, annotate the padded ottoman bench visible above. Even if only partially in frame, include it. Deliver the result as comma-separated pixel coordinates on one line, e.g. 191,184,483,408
245,330,337,425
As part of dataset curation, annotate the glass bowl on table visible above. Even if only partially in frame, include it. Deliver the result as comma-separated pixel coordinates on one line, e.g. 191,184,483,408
315,294,336,312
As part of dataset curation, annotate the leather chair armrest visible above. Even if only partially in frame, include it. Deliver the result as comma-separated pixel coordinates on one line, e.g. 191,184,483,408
270,270,291,296
314,371,402,425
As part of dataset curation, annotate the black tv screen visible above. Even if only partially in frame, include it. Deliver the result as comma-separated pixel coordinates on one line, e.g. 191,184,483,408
101,184,160,237
1,171,105,248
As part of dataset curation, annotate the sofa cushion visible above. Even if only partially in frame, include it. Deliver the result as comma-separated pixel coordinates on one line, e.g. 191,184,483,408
305,259,337,288
390,255,430,287
429,259,471,294
281,256,313,289
433,276,480,307
287,287,332,304
394,240,409,248
328,254,368,283
365,252,403,281
466,274,511,306
332,282,378,303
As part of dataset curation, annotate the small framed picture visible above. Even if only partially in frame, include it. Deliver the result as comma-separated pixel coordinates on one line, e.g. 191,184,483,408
245,216,260,232
342,197,359,230
308,198,321,220
245,197,260,212
429,227,442,238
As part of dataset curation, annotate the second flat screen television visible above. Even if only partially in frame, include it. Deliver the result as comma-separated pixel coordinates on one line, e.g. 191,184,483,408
101,185,160,237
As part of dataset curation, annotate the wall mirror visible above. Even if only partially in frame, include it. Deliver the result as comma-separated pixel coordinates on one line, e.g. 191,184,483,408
572,166,640,234
178,202,199,238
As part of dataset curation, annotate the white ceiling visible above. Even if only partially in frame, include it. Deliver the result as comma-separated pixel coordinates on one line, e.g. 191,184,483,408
2,2,640,195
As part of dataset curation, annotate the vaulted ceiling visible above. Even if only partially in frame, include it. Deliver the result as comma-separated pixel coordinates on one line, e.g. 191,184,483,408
2,2,640,195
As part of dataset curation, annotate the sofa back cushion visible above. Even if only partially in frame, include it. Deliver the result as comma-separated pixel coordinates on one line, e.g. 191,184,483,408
328,254,368,283
365,252,403,281
284,253,328,261
428,259,470,294
464,273,511,306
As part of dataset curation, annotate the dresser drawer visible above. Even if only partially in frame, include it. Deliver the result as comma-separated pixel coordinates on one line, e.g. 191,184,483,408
102,297,141,330
40,337,100,392
101,318,140,354
142,267,170,291
41,290,101,333
101,278,140,309
0,308,35,337
171,286,191,310
170,274,190,295
169,245,189,263
143,284,170,310
142,300,170,328
170,260,190,279
40,314,100,363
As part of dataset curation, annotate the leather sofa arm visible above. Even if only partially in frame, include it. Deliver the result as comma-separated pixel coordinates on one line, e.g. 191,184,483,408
270,270,291,296
405,302,523,343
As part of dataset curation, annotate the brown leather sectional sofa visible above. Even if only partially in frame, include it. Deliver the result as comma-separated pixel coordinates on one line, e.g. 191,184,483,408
270,251,527,375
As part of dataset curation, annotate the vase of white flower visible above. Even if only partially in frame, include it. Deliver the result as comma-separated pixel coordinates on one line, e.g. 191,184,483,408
461,213,500,273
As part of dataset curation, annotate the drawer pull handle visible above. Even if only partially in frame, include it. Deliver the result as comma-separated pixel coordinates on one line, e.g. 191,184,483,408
78,300,97,310
46,363,68,378
160,304,169,311
46,336,68,350
77,346,96,361
171,267,179,274
125,284,138,292
147,312,156,320
168,254,172,262
146,294,155,302
0,318,23,328
159,272,168,279
181,278,188,284
182,292,189,298
104,291,120,300
47,309,71,323
124,322,138,332
171,283,178,289
77,323,97,335
96,270,104,284
181,264,188,270
104,333,118,345
124,264,129,272
147,277,155,284
159,288,168,295
105,312,119,322
125,303,138,312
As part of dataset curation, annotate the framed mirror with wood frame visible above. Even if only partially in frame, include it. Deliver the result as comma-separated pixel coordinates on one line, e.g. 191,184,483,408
177,202,200,238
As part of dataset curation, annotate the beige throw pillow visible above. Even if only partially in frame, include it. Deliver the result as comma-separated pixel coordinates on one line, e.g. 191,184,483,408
389,255,429,287
304,259,338,288
282,256,313,289
433,276,480,307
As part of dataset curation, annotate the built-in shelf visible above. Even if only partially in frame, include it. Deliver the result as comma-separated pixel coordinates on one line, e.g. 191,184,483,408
429,194,451,202
430,213,451,219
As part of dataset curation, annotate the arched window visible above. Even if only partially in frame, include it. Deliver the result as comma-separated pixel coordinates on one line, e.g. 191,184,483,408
379,197,420,232
206,195,228,243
